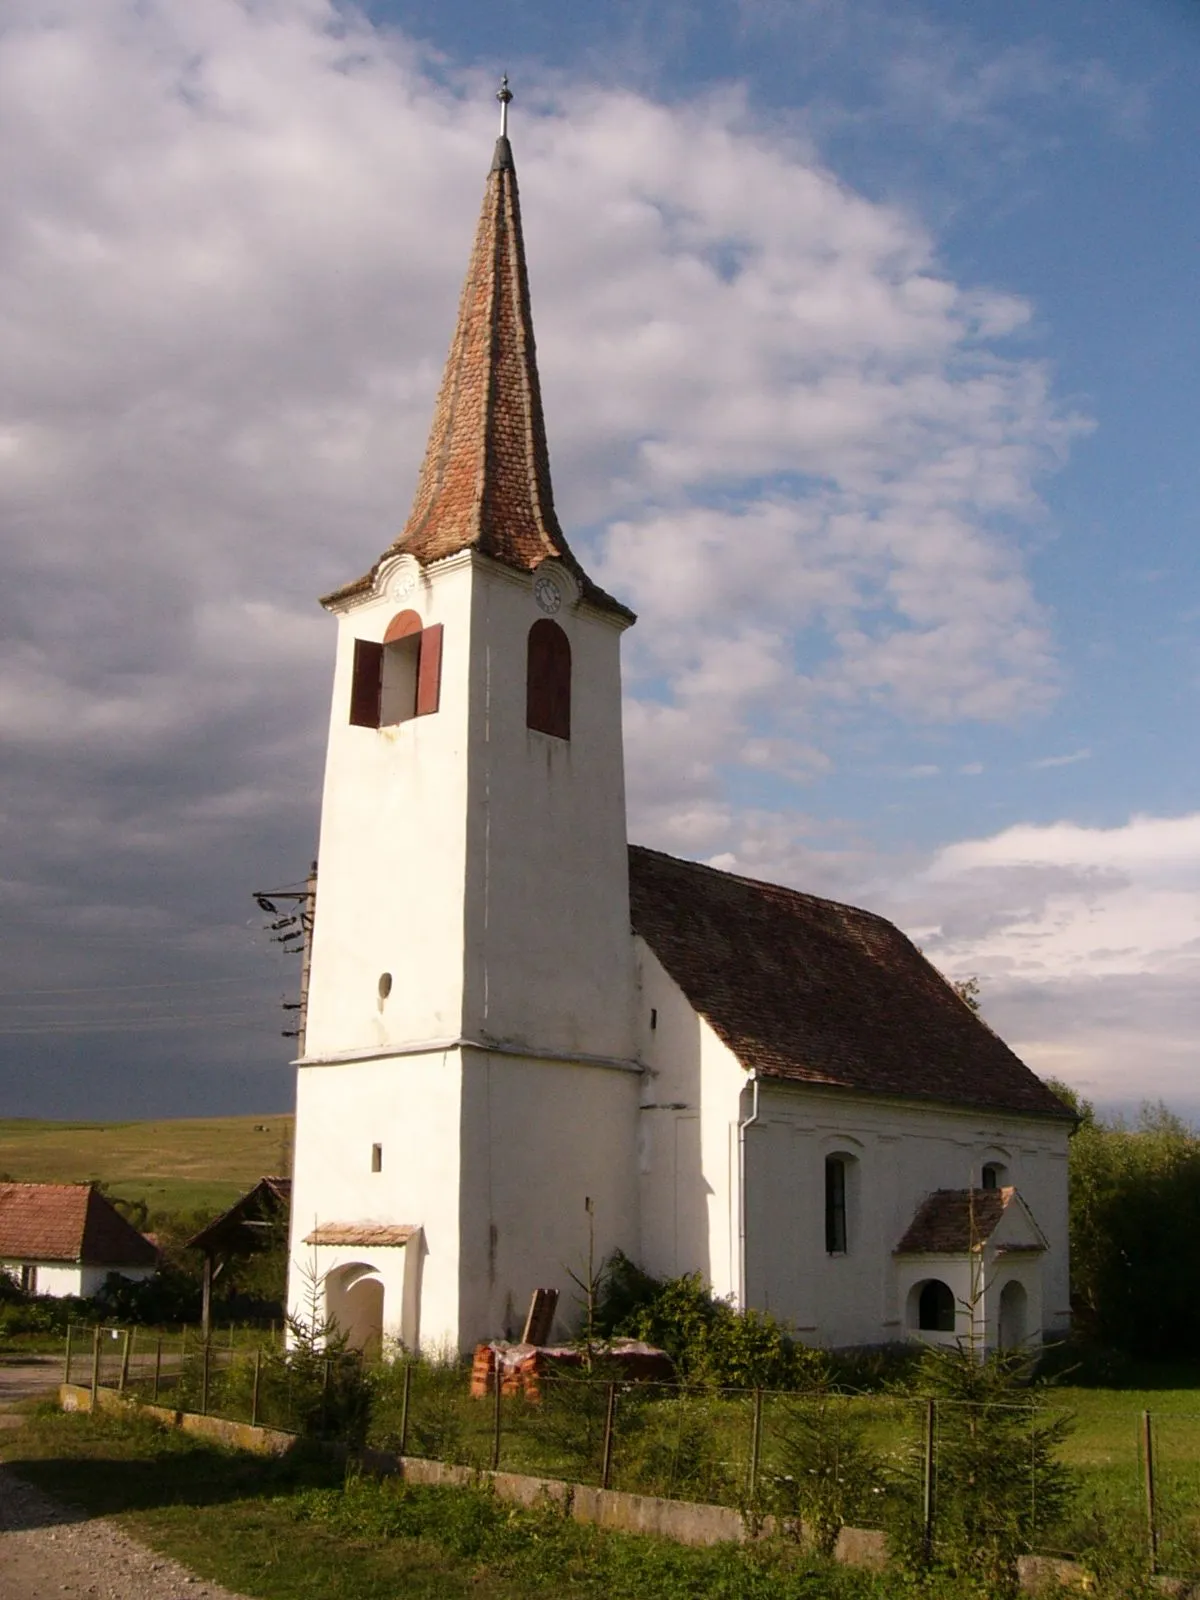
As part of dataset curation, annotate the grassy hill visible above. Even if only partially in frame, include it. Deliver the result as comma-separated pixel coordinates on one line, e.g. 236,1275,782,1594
0,1115,294,1216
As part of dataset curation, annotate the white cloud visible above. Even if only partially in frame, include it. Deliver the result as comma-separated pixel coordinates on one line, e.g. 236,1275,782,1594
0,0,1091,1111
1029,748,1091,770
892,813,1200,1106
666,806,1200,1112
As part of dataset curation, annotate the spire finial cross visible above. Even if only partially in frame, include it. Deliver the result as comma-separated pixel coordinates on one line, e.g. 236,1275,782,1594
497,74,512,138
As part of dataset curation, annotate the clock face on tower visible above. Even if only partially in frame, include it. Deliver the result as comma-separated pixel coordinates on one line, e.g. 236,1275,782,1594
534,574,563,615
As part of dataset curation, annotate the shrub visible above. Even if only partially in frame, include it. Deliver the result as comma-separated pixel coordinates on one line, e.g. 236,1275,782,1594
598,1253,829,1391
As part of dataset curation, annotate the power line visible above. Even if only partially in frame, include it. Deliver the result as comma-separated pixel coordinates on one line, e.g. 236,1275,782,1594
0,1013,285,1036
0,976,267,1000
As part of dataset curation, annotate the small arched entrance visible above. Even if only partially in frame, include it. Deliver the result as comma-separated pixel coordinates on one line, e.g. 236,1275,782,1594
325,1262,385,1355
998,1279,1028,1350
908,1278,956,1334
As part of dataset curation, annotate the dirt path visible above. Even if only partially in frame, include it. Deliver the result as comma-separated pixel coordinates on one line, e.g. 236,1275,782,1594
0,1465,253,1599
0,1361,252,1600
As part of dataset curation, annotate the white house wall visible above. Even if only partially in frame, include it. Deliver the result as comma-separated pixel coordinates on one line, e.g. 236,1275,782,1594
2,1260,82,1297
287,1051,463,1353
743,1085,1070,1348
456,1048,641,1349
0,1261,154,1298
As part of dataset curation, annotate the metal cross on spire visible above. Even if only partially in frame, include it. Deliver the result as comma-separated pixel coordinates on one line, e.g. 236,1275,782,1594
497,74,512,138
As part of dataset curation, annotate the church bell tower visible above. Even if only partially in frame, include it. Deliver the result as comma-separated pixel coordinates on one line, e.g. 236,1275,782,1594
287,87,641,1355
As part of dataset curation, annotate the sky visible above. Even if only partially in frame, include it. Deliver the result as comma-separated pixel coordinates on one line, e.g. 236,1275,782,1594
0,0,1197,1121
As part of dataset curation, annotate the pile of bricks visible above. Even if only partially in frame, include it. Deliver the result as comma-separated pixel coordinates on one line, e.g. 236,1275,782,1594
470,1339,674,1400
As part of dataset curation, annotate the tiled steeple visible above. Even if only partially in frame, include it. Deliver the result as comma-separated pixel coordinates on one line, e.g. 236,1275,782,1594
325,114,630,621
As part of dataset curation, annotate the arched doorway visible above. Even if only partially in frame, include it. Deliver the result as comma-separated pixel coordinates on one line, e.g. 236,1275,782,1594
909,1278,955,1334
325,1262,385,1355
998,1279,1027,1349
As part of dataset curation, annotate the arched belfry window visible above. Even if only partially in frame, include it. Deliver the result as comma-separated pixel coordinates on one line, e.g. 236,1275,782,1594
348,611,443,729
526,619,571,740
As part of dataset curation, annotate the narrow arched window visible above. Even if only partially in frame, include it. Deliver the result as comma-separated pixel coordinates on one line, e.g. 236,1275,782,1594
918,1279,955,1333
348,610,443,729
981,1162,1006,1191
526,619,571,740
825,1156,848,1254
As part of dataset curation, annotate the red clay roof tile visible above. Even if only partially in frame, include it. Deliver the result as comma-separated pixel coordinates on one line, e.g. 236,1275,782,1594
629,845,1074,1121
324,137,631,622
0,1183,158,1267
894,1187,1034,1254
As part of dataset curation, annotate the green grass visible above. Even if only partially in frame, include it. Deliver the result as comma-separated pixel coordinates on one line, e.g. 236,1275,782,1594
0,1115,294,1214
0,1406,991,1600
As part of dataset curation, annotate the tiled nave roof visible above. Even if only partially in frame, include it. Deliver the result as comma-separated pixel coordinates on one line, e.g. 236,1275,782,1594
629,845,1074,1121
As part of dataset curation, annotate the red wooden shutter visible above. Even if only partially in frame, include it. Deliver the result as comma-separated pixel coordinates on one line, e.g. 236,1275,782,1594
526,620,571,739
416,623,443,717
349,639,383,728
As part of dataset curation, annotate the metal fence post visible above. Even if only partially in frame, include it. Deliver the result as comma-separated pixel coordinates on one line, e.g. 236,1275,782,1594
153,1334,162,1403
492,1366,504,1471
118,1329,132,1393
922,1397,936,1562
1143,1410,1158,1576
399,1362,413,1456
600,1382,618,1490
251,1348,262,1428
90,1325,102,1410
748,1388,764,1501
64,1324,74,1388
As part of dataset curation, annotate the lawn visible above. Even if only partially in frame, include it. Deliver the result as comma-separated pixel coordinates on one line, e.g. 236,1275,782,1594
0,1406,978,1600
121,1344,1199,1584
0,1115,294,1214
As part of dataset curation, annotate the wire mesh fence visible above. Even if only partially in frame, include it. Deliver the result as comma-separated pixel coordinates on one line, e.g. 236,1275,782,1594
60,1327,1200,1577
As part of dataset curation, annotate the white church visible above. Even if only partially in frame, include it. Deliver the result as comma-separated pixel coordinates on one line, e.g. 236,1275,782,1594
286,102,1074,1360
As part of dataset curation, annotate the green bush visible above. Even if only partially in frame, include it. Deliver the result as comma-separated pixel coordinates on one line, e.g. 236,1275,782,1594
598,1252,829,1390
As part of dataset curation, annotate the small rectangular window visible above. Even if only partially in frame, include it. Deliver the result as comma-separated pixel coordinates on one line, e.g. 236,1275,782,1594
371,1143,382,1173
650,1008,658,1031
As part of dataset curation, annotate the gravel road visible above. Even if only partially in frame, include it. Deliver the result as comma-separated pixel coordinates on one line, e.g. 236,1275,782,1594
0,1466,253,1600
0,1359,253,1600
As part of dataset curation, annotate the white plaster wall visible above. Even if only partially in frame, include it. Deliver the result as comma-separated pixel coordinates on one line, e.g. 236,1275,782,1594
456,1048,641,1350
307,1242,420,1351
895,1250,1045,1350
743,1084,1071,1348
2,1260,83,1297
461,559,635,1062
304,556,474,1059
287,1052,463,1353
633,942,744,1299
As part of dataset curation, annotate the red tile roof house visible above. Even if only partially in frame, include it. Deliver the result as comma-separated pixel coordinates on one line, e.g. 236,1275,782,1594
0,1183,158,1299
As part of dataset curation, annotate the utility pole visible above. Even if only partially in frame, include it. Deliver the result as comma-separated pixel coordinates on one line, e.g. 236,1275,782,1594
253,859,318,1055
